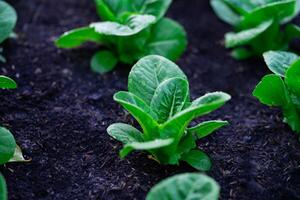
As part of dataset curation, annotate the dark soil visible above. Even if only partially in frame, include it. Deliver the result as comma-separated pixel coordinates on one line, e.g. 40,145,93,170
1,0,300,199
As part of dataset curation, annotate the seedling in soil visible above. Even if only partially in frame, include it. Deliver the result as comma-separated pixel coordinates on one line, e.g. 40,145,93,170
0,1,17,62
211,0,300,60
146,173,220,200
253,51,300,135
55,0,187,74
0,76,26,200
107,55,231,171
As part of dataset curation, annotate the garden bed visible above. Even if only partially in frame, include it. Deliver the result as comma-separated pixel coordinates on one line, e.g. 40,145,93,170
1,0,300,199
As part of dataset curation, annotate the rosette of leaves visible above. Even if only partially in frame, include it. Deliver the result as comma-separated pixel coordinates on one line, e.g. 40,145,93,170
253,51,300,135
55,0,187,74
0,76,26,200
107,55,231,171
211,0,300,60
0,1,17,62
146,173,220,200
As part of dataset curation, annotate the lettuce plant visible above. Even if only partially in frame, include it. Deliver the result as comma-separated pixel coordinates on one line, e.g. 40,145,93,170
0,1,17,62
211,0,300,60
107,55,231,171
55,0,187,74
146,173,220,200
253,51,300,135
0,76,26,200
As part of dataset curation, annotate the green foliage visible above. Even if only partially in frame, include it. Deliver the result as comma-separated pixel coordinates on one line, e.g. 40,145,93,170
0,83,26,164
211,0,300,60
0,1,17,63
0,127,16,165
0,76,26,200
0,173,7,200
253,50,300,134
0,75,17,89
55,0,187,74
146,173,220,200
107,56,230,170
0,1,17,43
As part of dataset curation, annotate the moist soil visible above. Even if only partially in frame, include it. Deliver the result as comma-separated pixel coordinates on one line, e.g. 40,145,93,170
1,0,300,200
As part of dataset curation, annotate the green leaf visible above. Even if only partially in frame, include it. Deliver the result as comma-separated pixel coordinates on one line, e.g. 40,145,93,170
283,103,300,132
263,51,299,77
285,59,300,96
274,0,300,23
161,92,231,140
146,173,220,200
188,120,229,139
0,76,17,89
250,20,283,54
95,0,171,21
181,150,212,171
91,50,118,74
146,18,187,61
253,74,288,106
91,14,156,37
55,27,103,49
210,0,241,26
128,55,187,105
190,92,231,113
94,0,118,21
0,127,16,165
107,123,143,144
225,20,273,48
130,0,172,20
177,133,196,155
113,91,158,139
116,28,151,64
284,24,300,42
120,138,174,158
239,0,297,29
0,173,7,200
0,1,17,44
150,78,189,123
224,0,284,14
230,48,255,60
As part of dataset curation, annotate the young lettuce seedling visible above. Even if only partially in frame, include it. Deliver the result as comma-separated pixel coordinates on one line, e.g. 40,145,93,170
0,76,26,200
146,173,220,200
211,0,300,60
55,0,187,74
107,55,231,171
0,1,17,63
253,51,300,135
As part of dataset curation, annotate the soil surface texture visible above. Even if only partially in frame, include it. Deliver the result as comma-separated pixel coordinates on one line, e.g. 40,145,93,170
1,0,300,200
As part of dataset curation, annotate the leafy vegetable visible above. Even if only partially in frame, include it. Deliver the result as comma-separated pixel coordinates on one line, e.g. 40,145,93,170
0,1,17,62
55,0,187,74
0,76,26,200
0,76,25,163
253,50,300,134
107,55,230,170
211,0,300,60
146,173,220,200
